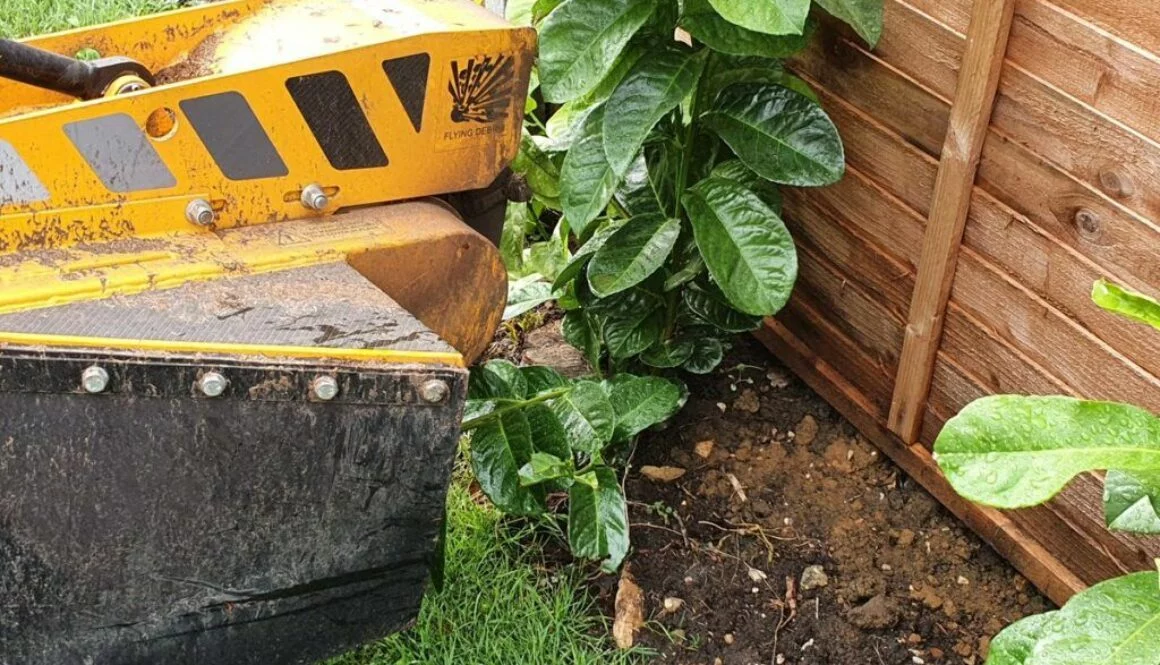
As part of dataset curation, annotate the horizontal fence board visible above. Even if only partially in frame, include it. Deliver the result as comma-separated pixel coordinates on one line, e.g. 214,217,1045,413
808,72,1160,379
797,20,1160,292
1048,0,1160,58
905,0,1160,145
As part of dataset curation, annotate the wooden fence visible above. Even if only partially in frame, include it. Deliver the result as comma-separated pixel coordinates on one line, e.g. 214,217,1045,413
758,0,1160,605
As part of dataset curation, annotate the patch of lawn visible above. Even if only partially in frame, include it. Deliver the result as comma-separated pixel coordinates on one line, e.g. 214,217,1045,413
330,474,646,665
0,0,179,39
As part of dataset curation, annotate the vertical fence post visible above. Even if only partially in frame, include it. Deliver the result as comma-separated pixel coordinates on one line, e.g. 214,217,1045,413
888,0,1016,442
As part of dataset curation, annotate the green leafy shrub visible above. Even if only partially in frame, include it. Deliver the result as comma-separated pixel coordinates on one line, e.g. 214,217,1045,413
464,360,686,570
934,280,1160,664
502,0,881,377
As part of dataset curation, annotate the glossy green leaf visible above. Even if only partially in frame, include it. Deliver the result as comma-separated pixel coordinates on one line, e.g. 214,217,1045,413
703,82,845,186
1020,572,1160,665
986,612,1060,665
617,147,672,216
533,0,564,23
551,220,620,291
521,365,569,396
560,105,619,235
562,310,603,371
603,46,706,176
682,0,810,57
512,132,562,205
1093,279,1160,331
545,43,647,152
551,380,617,453
683,336,725,374
1105,470,1160,534
814,0,883,46
469,359,528,401
603,302,665,359
470,410,545,515
504,275,554,320
711,159,783,212
588,214,681,297
934,395,1160,509
683,177,798,316
500,203,535,276
519,452,574,486
525,404,574,464
707,0,809,35
610,375,687,440
505,0,536,26
640,338,696,368
664,253,705,292
539,0,657,103
568,466,630,571
682,281,763,332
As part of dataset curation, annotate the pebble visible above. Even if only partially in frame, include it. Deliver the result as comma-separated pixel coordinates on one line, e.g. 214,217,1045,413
847,594,899,630
734,389,760,413
800,565,829,590
694,439,716,458
723,633,735,645
896,528,916,548
794,414,819,445
662,597,684,613
640,465,686,483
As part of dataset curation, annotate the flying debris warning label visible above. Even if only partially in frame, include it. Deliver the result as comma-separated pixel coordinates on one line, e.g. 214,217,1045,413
437,53,518,150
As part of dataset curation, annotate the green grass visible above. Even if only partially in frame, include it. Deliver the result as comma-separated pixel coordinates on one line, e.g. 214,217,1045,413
0,0,179,39
329,474,645,665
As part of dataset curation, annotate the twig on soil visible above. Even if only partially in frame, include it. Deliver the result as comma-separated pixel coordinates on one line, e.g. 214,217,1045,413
726,473,748,502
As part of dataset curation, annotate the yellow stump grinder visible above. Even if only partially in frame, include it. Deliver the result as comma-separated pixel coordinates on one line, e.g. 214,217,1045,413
0,1,534,662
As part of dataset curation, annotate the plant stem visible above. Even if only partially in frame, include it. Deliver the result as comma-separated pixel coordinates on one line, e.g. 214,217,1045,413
461,388,572,431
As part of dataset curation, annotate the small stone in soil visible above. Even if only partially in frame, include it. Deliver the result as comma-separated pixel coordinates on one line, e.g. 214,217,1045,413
663,597,684,613
640,465,686,483
896,528,916,548
847,594,899,631
734,389,760,413
694,439,716,458
800,565,829,590
794,414,819,445
723,633,734,645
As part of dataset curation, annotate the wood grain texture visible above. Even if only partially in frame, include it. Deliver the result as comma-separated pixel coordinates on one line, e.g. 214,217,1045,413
756,320,1087,605
1049,0,1160,58
888,0,1015,441
868,0,1160,286
806,72,1160,378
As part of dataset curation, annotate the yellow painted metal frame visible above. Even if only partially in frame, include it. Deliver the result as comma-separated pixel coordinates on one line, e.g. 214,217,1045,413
0,0,528,365
0,0,535,253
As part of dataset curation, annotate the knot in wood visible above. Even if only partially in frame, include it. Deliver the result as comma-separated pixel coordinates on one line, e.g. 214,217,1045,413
1073,208,1102,239
1098,170,1134,198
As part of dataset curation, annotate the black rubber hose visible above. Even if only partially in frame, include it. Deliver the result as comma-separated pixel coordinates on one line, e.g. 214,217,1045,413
0,39,97,99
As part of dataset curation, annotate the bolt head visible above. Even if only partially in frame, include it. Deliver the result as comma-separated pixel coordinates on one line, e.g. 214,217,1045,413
199,372,228,398
186,199,216,226
313,376,340,401
301,184,329,211
419,379,450,404
81,366,109,394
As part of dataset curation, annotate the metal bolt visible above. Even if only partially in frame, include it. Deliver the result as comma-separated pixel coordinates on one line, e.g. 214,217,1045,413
199,372,228,398
186,199,216,226
301,184,329,211
419,379,450,404
81,366,109,394
312,376,340,401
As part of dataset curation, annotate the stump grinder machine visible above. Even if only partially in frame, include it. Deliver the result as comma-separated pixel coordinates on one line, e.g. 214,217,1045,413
0,1,534,662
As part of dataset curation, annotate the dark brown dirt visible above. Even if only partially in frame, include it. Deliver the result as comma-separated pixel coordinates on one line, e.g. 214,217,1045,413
595,337,1051,665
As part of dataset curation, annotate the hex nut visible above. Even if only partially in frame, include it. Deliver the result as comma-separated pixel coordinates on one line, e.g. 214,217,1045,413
313,376,340,401
301,184,329,211
199,372,229,398
186,199,216,226
419,379,450,404
81,366,109,394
